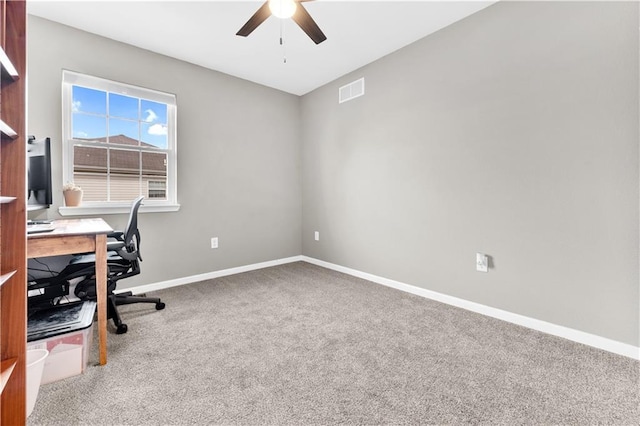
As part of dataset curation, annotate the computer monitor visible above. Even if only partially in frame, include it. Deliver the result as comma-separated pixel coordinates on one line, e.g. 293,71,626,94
27,136,53,210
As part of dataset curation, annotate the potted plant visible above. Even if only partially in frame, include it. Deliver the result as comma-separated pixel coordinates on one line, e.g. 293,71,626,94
62,182,83,206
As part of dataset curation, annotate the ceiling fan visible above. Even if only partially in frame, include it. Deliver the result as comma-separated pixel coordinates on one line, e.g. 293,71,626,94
236,0,327,45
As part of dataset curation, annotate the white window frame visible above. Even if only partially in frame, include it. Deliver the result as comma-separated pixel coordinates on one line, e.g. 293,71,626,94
61,70,179,215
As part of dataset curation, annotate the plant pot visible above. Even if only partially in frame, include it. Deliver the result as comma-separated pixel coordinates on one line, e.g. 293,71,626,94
63,189,83,207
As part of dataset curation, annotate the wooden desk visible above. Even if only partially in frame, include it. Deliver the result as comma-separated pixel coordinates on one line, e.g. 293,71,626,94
27,218,113,365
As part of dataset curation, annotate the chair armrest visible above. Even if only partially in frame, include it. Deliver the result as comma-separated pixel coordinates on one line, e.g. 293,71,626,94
107,240,139,261
107,241,126,252
108,231,125,241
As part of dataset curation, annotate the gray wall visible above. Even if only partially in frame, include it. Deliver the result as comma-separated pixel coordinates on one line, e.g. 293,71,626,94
27,16,302,288
301,1,639,346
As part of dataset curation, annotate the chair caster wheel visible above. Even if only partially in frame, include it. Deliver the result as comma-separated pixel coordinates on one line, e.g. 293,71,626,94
116,324,128,334
156,302,166,310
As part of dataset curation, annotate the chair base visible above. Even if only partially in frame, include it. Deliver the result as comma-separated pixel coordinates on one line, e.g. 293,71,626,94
107,292,165,334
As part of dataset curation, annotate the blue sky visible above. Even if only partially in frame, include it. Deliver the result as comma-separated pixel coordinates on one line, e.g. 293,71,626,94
72,85,168,148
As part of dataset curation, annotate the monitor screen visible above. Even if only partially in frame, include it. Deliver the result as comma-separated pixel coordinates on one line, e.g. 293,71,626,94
27,136,52,210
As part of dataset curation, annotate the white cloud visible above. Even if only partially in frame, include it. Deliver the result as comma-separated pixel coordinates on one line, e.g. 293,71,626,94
72,100,81,112
144,109,158,122
148,123,167,136
75,131,88,138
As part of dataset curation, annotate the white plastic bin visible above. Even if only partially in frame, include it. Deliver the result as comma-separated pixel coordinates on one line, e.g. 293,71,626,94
27,300,95,384
28,324,93,384
26,348,48,417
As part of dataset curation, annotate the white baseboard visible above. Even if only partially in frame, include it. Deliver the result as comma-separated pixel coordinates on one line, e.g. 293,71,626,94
301,256,640,360
122,255,304,295
123,254,639,360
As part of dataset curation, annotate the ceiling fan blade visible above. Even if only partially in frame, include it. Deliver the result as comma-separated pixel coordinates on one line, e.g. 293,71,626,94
292,3,327,44
236,1,272,37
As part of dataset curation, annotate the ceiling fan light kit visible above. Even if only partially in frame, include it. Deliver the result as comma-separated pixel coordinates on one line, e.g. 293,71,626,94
236,0,327,45
269,0,297,19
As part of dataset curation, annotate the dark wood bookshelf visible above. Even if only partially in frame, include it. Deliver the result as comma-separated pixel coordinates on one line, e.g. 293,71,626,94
0,0,27,424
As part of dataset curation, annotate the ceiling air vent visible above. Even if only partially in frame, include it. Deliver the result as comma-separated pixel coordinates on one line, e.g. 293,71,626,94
339,77,365,104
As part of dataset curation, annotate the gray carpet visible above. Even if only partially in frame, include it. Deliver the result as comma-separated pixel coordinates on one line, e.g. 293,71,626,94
28,262,639,425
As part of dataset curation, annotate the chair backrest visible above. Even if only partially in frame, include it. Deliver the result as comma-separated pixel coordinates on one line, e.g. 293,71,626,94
70,196,145,299
123,196,144,246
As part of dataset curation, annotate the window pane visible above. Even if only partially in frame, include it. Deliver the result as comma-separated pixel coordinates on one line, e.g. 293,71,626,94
141,122,167,149
142,151,167,176
108,118,139,144
73,113,106,140
109,93,139,120
72,86,106,115
142,152,167,200
73,145,108,202
141,99,167,124
109,147,142,201
141,99,168,148
147,180,167,200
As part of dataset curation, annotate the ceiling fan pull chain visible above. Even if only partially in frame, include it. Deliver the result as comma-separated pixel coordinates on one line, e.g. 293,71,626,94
281,19,287,63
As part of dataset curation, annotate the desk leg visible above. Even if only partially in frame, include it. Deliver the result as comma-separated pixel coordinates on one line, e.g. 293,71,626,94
95,234,108,365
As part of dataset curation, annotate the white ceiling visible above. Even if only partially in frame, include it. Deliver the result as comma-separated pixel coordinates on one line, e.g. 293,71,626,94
27,0,496,96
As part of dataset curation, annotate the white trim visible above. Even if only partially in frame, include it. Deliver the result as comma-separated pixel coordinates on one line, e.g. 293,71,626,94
118,256,304,295
59,203,180,216
301,256,640,360
118,254,639,360
63,70,176,105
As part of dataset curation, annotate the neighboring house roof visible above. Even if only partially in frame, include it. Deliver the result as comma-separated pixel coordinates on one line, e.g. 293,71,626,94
74,134,166,175
79,134,157,148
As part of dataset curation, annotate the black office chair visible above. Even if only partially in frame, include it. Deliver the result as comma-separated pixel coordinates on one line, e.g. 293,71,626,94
59,196,165,334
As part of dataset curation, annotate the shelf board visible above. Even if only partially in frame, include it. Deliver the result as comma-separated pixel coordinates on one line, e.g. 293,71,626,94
0,47,19,81
0,196,17,204
0,359,18,394
0,271,17,288
0,119,18,139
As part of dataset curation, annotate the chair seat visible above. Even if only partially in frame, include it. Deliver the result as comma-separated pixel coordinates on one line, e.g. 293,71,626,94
69,251,128,265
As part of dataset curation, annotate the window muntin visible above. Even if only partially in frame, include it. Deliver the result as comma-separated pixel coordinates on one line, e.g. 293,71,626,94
62,71,177,207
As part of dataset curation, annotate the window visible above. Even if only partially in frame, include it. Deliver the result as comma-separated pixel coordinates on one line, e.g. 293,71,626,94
62,71,178,212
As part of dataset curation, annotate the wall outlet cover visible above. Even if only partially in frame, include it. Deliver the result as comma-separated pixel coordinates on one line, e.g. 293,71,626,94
476,252,488,272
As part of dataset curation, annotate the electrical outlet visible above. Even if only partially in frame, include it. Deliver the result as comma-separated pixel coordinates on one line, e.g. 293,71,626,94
211,237,219,249
476,253,488,272
314,231,320,241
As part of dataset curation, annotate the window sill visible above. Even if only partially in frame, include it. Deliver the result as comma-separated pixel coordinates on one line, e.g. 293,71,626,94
59,203,180,216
